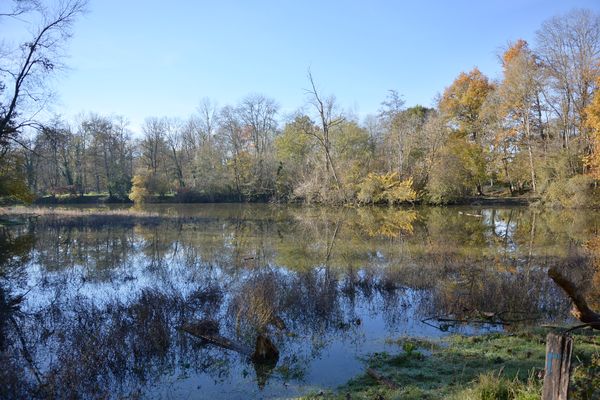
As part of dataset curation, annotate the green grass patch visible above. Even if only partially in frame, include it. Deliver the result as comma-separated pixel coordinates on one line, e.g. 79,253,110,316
298,329,600,400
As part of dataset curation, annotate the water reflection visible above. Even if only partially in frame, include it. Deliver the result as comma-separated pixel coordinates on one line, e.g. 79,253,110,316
0,205,597,399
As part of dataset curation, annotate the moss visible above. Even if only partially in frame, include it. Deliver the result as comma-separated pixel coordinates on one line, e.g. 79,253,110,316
296,329,600,400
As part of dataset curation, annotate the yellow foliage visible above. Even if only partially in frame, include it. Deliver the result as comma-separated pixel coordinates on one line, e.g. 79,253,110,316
129,174,150,204
356,208,417,238
584,77,600,179
357,172,417,205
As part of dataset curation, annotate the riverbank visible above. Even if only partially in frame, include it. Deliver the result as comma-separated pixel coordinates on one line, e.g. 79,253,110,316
28,193,535,207
300,328,599,400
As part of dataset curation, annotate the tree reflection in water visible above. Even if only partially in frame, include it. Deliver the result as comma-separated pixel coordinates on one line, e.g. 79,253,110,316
0,205,597,399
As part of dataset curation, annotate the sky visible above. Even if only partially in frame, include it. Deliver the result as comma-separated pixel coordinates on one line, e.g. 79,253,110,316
6,0,600,135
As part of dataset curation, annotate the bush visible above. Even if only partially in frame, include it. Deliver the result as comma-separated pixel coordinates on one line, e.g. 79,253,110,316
452,372,540,400
544,174,600,209
292,174,350,204
426,137,487,204
535,148,583,194
0,153,34,204
128,174,150,204
357,172,417,205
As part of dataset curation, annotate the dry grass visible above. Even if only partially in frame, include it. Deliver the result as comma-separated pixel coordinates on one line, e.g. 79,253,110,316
0,206,170,228
229,272,281,336
0,206,160,218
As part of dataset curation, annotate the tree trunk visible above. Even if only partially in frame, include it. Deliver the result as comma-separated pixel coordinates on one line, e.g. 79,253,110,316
526,122,537,192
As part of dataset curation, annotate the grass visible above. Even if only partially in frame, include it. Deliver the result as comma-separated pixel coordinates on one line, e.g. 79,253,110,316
297,328,600,400
0,206,156,217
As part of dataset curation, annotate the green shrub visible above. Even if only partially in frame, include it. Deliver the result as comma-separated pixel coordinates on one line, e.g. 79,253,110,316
426,137,487,204
544,174,600,209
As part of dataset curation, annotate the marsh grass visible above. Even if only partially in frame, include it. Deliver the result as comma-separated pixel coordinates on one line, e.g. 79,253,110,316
0,206,159,218
0,206,213,227
229,272,281,336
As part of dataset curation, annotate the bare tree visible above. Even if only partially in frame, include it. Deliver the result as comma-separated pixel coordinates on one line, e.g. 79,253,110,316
536,9,600,151
304,70,344,190
164,118,185,188
236,94,278,197
197,97,219,143
218,105,245,200
0,0,87,148
0,0,40,18
140,117,168,178
237,94,278,157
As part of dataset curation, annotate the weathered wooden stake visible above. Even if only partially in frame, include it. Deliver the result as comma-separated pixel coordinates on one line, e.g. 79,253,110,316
542,333,573,400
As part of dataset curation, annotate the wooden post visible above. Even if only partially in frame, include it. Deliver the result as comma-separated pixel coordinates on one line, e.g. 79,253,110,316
542,333,573,400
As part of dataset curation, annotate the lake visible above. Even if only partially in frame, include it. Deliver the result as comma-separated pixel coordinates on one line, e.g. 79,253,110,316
0,204,597,399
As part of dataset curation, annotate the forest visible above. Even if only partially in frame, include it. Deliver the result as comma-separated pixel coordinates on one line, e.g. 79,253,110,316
1,6,600,207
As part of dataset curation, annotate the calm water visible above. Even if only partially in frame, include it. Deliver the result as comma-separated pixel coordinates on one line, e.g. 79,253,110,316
0,204,597,399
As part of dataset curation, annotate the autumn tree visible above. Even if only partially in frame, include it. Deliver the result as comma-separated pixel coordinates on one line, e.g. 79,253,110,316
129,173,150,204
497,40,545,192
440,68,495,141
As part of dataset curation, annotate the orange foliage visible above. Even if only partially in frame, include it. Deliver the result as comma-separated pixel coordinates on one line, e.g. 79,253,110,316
584,76,600,179
501,39,529,70
440,68,494,138
585,236,600,310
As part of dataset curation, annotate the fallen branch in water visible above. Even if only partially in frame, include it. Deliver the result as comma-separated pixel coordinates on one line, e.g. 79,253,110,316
548,268,600,331
180,321,253,357
180,320,279,364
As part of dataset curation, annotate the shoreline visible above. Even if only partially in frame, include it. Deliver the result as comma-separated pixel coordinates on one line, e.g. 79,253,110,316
299,328,599,400
26,194,536,207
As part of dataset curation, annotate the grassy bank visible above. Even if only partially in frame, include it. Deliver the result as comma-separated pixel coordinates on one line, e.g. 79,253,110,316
25,192,537,207
299,329,599,400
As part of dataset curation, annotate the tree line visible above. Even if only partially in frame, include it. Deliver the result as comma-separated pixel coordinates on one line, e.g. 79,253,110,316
2,5,600,206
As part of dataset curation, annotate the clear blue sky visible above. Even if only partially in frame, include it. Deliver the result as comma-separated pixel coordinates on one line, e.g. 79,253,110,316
43,0,600,133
